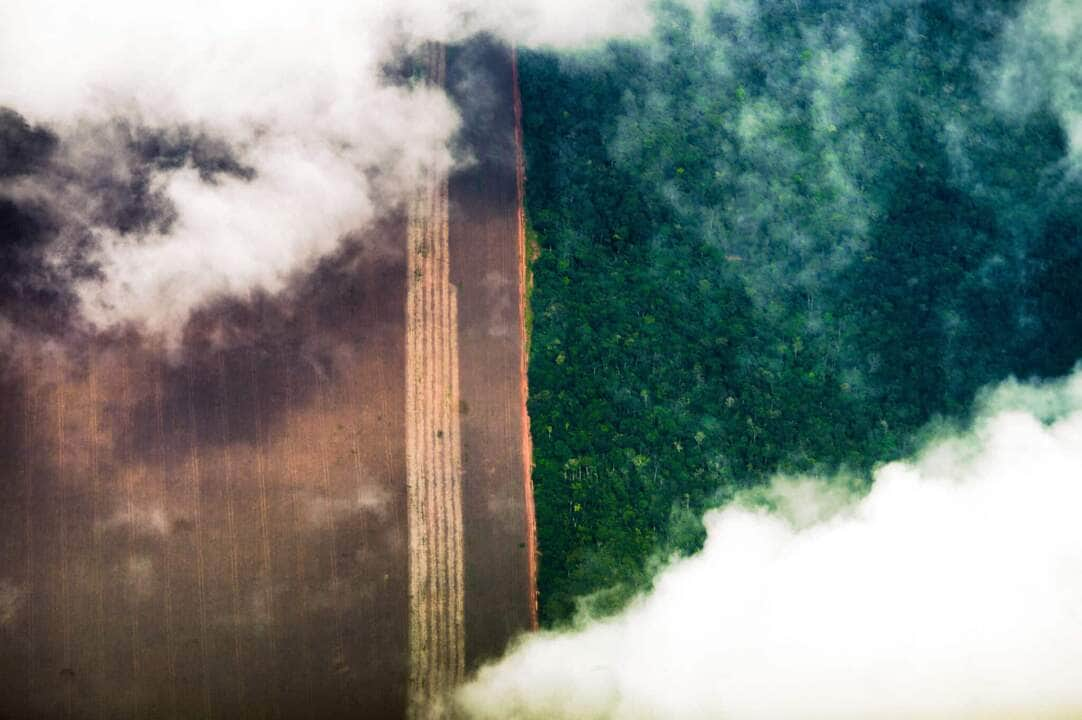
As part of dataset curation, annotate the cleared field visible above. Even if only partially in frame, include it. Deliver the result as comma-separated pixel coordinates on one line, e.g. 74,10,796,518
405,43,466,718
0,245,412,719
446,38,538,666
0,38,532,720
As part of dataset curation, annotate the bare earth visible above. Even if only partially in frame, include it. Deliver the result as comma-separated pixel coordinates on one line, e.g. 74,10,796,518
0,38,533,720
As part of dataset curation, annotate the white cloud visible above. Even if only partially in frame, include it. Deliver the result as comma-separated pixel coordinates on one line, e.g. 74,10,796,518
98,501,171,537
993,0,1082,160
0,0,655,340
301,484,392,528
459,371,1082,719
0,579,23,627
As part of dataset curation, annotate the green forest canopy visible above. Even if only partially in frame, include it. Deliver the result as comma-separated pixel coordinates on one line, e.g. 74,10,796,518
520,0,1082,624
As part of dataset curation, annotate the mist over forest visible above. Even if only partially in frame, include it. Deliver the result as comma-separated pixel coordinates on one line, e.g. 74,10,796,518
519,0,1082,623
453,1,1082,715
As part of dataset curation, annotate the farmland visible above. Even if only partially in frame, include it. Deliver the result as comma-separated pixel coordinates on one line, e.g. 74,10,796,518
0,38,532,720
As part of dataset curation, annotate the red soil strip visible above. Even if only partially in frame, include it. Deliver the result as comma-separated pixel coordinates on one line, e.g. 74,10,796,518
511,47,539,631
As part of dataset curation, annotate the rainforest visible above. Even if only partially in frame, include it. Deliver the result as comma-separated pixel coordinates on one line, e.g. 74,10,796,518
520,0,1082,624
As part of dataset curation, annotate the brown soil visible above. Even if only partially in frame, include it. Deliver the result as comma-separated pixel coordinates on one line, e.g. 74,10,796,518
0,37,534,720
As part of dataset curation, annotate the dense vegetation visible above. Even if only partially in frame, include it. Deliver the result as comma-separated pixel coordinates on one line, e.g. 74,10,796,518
520,0,1082,624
